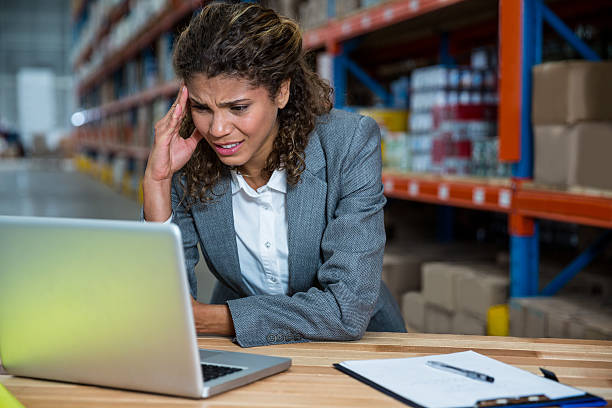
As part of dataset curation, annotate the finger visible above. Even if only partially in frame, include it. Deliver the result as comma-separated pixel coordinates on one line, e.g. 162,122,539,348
185,128,204,149
162,84,186,122
170,86,188,128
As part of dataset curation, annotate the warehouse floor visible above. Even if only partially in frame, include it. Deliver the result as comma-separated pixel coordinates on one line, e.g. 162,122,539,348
0,158,140,219
0,158,217,301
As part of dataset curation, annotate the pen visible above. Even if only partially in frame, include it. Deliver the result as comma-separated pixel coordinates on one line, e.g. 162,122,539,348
426,361,495,383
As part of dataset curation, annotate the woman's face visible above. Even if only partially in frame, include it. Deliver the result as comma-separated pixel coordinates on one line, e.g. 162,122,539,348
186,74,289,173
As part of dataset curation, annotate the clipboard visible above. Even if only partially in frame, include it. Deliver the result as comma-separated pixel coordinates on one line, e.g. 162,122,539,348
333,351,606,408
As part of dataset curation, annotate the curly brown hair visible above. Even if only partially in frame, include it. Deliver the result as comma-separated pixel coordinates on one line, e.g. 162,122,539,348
172,1,333,206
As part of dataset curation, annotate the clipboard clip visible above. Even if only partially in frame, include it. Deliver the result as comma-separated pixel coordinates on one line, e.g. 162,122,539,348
540,367,559,382
477,394,551,407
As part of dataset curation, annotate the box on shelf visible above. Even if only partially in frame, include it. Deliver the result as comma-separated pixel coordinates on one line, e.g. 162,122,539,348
534,122,612,190
401,291,426,332
532,60,612,125
336,0,360,17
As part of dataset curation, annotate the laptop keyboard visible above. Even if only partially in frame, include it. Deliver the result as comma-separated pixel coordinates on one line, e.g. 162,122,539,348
201,364,243,382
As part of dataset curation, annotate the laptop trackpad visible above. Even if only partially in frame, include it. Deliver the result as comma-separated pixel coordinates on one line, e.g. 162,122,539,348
199,349,224,360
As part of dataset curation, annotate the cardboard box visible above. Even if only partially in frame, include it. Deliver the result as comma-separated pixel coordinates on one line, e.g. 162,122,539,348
455,265,509,321
524,300,547,338
532,61,612,125
452,312,486,335
533,125,571,186
401,291,426,332
534,122,612,190
509,298,526,337
425,304,453,334
382,254,422,306
422,263,474,312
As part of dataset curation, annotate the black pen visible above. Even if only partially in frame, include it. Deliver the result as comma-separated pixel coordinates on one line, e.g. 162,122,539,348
426,361,495,383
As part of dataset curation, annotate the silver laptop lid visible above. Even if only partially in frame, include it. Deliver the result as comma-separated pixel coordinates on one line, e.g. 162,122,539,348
0,216,204,398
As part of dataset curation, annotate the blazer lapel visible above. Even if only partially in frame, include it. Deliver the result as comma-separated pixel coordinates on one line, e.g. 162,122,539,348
192,174,246,296
287,133,327,294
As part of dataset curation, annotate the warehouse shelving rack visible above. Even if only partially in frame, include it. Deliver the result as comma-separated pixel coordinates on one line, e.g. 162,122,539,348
302,0,611,297
72,0,612,298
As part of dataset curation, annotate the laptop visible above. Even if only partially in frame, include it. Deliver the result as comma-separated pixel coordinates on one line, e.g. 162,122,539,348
0,215,291,398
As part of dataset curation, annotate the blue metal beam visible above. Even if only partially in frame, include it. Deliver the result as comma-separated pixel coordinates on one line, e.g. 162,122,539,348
540,2,601,61
512,0,538,179
534,0,543,64
439,32,455,66
333,55,347,108
510,224,540,297
540,230,612,296
342,57,392,106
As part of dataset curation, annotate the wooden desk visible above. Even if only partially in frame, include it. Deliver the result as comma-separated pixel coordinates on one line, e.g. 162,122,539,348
1,333,611,407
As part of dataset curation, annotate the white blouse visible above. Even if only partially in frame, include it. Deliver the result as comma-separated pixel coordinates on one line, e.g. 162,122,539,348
156,169,290,296
229,169,289,295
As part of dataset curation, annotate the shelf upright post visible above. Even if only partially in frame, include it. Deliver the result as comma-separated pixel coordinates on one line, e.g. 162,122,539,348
499,0,543,297
329,41,347,109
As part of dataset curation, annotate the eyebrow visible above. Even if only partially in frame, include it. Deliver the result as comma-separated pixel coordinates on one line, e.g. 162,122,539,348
189,97,251,108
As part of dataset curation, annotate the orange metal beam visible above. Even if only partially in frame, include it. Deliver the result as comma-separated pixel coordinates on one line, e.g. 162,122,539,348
498,0,521,162
382,172,513,213
303,0,465,49
515,189,612,229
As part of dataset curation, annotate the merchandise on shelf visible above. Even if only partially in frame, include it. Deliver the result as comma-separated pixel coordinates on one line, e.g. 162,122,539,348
298,0,328,30
407,64,504,177
358,109,410,171
336,0,360,18
157,32,176,83
74,0,168,86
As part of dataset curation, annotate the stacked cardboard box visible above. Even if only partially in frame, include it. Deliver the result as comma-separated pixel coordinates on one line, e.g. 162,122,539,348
383,241,497,309
510,296,612,340
399,261,509,334
533,61,612,190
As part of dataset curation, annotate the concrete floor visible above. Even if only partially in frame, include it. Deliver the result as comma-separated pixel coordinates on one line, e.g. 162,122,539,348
0,158,216,301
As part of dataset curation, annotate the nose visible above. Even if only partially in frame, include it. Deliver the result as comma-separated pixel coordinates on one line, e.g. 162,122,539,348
209,112,232,138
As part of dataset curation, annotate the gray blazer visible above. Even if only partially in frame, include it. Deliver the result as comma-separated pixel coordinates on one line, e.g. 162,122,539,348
170,109,406,347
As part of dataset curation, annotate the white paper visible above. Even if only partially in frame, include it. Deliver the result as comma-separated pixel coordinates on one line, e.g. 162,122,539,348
339,350,584,408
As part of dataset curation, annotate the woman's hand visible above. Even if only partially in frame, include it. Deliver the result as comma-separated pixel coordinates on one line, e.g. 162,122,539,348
145,86,203,183
142,86,203,221
191,297,235,337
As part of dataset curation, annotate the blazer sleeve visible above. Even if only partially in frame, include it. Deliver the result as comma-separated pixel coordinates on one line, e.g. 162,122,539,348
227,115,386,347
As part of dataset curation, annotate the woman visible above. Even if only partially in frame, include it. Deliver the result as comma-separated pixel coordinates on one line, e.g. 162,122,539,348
143,2,405,347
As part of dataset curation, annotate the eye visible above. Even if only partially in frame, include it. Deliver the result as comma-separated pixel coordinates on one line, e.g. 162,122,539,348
231,105,249,113
191,104,210,112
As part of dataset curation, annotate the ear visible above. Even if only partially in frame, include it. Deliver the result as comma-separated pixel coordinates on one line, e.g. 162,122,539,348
275,79,291,109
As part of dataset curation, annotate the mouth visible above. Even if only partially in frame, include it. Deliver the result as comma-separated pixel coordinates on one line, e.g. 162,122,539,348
213,140,244,156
